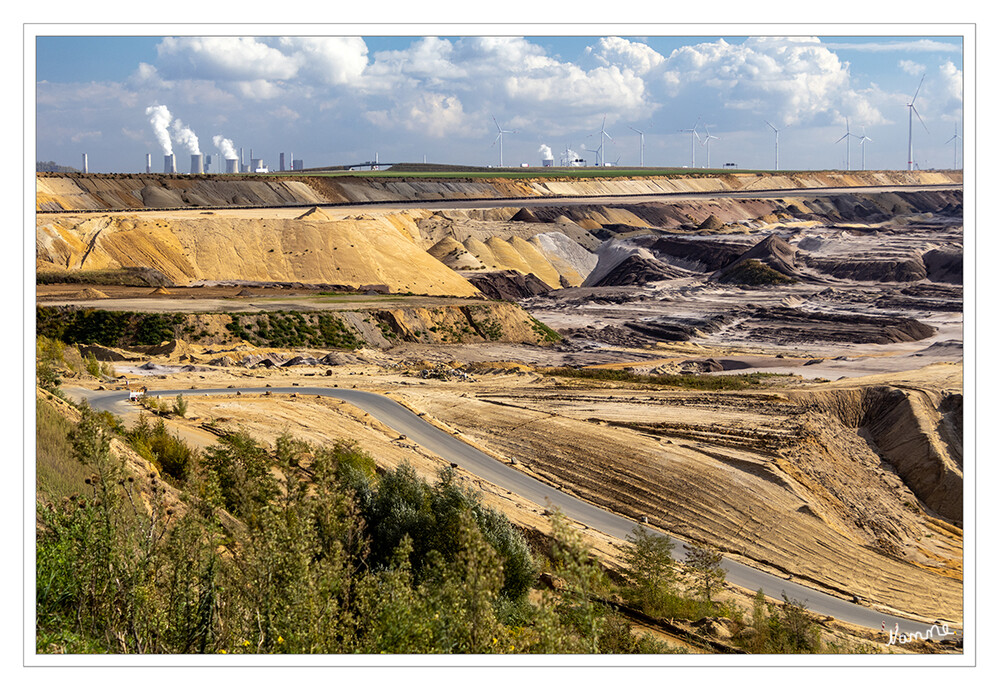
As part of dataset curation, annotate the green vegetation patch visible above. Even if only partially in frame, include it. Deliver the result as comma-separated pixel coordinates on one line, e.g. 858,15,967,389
37,307,183,347
529,317,562,343
226,310,362,349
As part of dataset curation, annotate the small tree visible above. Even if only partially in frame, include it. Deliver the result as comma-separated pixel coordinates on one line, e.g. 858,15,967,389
683,541,726,604
620,526,676,614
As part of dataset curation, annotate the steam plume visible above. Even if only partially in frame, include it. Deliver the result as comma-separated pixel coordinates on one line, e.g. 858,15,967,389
213,135,237,160
145,105,173,155
171,118,200,155
538,144,553,159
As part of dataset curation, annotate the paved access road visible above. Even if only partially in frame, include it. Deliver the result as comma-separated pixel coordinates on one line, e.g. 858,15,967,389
79,385,960,640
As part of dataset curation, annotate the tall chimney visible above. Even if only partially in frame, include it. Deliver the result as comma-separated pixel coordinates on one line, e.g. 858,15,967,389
205,154,212,173
190,154,204,175
145,153,152,173
225,158,238,174
81,153,88,173
164,154,176,174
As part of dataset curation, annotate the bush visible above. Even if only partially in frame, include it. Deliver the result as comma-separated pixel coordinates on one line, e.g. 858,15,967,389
742,589,822,653
358,464,537,602
84,351,101,378
126,415,197,481
172,394,188,418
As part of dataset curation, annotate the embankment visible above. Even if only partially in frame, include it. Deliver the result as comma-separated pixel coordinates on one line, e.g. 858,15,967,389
36,170,962,212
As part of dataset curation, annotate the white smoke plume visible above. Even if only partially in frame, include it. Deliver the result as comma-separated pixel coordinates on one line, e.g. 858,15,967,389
145,105,173,155
213,135,237,160
171,118,200,155
538,144,553,160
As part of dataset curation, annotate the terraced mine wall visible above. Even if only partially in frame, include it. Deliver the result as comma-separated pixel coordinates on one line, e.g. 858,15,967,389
36,169,962,212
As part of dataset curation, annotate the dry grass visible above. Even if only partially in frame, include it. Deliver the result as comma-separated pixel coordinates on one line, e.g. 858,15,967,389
36,396,88,500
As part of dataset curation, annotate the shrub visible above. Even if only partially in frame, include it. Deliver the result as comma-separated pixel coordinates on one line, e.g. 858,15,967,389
84,351,101,378
172,394,188,418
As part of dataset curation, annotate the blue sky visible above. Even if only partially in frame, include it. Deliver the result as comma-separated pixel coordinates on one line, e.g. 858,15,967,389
32,32,966,173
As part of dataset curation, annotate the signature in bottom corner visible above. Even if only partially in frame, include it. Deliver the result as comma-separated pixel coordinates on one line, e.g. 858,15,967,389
884,621,956,645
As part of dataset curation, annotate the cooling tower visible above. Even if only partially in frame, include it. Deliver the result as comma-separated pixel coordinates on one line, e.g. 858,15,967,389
292,159,304,170
280,152,286,171
225,158,238,174
164,154,176,174
190,154,204,175
250,158,263,172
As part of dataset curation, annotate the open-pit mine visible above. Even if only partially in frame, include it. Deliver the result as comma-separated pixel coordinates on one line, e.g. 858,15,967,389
36,168,964,651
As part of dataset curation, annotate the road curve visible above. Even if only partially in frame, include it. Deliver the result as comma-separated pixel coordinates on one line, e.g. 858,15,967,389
79,385,958,639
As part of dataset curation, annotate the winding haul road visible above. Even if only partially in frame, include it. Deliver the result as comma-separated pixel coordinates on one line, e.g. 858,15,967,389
79,385,959,641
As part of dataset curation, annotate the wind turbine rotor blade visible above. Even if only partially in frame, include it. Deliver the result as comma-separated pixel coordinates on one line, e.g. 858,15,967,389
835,133,849,143
912,74,926,103
912,106,930,134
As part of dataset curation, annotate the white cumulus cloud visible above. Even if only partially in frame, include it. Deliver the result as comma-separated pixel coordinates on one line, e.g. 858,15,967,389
157,37,300,82
658,36,883,126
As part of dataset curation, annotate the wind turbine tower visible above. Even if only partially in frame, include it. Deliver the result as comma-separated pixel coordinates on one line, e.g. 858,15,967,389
679,118,702,168
491,116,516,167
945,124,962,169
628,126,645,167
857,127,873,171
765,121,781,171
701,125,719,169
906,75,929,172
835,117,854,170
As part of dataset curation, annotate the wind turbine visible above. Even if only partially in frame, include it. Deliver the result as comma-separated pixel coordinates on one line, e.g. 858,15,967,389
765,121,781,171
835,117,855,171
906,75,929,172
701,125,719,169
628,126,645,167
491,116,516,167
590,116,613,167
857,127,873,171
945,124,962,170
679,117,702,168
